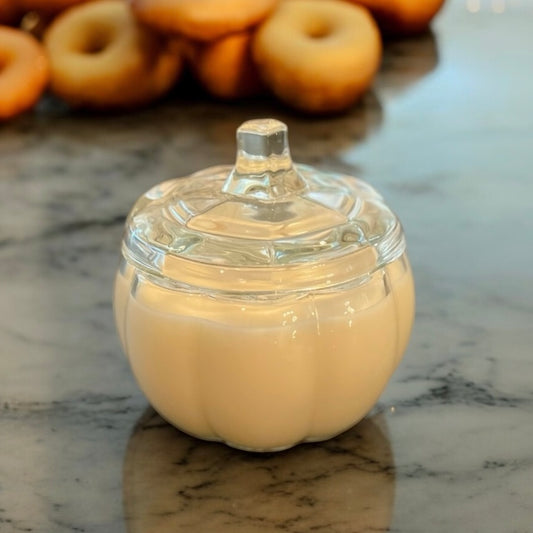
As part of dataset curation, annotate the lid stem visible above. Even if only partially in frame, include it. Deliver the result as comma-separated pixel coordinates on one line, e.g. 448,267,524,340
222,119,307,201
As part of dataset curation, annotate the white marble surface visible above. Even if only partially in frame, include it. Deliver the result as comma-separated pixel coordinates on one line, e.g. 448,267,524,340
1,1,533,531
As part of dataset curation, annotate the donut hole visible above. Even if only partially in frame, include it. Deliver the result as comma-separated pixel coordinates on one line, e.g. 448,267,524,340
82,29,114,54
73,20,117,56
305,19,333,39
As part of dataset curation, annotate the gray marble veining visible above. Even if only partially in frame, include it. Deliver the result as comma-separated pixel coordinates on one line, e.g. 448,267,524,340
124,410,395,533
1,0,533,531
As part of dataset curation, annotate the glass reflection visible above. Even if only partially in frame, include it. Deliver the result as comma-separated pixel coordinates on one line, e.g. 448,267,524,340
123,409,395,533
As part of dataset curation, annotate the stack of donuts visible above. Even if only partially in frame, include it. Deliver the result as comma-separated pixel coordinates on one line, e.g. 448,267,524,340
0,0,445,120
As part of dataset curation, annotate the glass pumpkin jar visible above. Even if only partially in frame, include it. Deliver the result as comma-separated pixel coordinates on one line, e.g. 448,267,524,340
114,119,415,452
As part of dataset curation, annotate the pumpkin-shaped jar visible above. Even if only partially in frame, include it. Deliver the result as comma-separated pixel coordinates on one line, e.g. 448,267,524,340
114,119,415,452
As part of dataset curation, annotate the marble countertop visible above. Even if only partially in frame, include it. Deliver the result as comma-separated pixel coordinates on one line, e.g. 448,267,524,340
1,1,532,531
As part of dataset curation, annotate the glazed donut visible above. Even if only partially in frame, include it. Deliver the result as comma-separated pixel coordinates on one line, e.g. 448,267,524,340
345,0,446,35
44,0,183,109
131,0,279,42
187,32,264,100
253,0,382,114
0,26,49,120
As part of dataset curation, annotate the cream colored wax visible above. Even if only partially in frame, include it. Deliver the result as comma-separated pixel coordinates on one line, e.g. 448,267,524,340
114,255,414,451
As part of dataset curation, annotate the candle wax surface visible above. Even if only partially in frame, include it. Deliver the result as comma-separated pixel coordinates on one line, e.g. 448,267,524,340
114,254,414,452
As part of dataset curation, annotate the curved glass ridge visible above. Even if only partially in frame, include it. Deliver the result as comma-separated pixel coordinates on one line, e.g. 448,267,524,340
122,120,406,293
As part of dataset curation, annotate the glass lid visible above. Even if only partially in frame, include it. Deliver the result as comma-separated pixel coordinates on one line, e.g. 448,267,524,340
121,119,406,293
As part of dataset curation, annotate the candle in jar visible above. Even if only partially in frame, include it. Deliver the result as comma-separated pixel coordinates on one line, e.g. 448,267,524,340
113,118,415,451
114,254,414,451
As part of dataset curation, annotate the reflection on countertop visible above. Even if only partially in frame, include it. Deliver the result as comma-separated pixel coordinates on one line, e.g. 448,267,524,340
378,31,439,98
123,410,394,533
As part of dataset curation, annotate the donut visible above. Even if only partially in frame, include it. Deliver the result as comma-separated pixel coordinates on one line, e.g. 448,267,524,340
131,0,279,42
0,26,49,120
44,0,183,109
345,0,446,35
187,32,264,100
253,0,381,114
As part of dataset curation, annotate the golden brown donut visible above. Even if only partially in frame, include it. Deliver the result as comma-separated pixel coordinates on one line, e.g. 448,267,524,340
44,0,183,109
346,0,446,35
253,0,381,114
187,32,264,100
0,26,49,120
131,0,279,42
